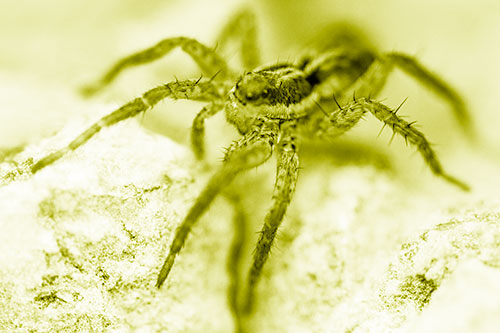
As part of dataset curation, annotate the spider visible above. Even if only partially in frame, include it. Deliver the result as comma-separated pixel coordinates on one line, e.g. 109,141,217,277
2,7,471,329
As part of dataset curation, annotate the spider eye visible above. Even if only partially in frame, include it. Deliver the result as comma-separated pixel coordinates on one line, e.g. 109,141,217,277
246,92,257,100
245,89,269,101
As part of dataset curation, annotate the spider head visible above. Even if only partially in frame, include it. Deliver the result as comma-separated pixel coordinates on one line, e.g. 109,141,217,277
234,71,272,106
225,68,312,134
225,71,275,134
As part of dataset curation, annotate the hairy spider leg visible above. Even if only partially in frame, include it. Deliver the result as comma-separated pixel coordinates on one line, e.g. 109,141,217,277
309,56,468,189
156,120,278,288
386,52,474,138
295,56,388,143
343,97,469,190
191,101,225,160
30,79,223,174
216,7,261,69
299,54,390,139
313,51,472,138
81,37,234,96
243,122,300,313
336,56,470,190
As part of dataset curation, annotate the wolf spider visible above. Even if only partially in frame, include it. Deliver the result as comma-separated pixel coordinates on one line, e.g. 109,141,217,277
4,7,471,329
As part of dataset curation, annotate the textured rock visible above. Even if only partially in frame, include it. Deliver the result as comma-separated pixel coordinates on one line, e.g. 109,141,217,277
402,259,500,333
0,114,235,332
2,110,500,332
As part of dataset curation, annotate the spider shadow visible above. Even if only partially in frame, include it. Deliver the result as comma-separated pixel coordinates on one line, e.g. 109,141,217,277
299,138,393,171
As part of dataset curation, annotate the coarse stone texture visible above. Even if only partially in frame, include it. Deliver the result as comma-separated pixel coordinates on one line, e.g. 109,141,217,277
2,81,500,332
401,259,500,333
3,113,500,332
0,115,236,332
241,154,500,333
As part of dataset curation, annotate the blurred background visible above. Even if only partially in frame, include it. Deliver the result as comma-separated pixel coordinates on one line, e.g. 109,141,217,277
0,0,499,163
1,1,499,331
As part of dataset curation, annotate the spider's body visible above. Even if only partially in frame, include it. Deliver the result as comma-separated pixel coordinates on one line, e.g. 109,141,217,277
1,8,472,331
228,65,314,133
227,47,373,135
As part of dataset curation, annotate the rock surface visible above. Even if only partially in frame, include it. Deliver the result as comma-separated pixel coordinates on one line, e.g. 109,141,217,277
2,104,500,332
0,114,236,332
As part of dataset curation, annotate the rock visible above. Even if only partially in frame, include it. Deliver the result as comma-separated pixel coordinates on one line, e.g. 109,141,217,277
402,259,500,333
2,89,500,333
0,115,235,332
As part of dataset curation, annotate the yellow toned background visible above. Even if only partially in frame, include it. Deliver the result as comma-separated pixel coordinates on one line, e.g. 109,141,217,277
1,0,499,148
1,1,500,332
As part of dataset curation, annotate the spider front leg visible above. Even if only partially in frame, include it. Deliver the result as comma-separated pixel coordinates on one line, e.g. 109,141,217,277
243,122,300,313
156,120,278,288
21,79,223,176
343,97,469,190
191,101,225,160
81,37,234,96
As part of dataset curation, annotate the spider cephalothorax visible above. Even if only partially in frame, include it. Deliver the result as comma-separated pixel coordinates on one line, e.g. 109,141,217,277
228,66,314,133
1,7,473,331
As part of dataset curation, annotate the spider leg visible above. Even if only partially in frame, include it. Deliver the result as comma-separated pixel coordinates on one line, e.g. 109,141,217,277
222,188,248,333
81,37,234,96
243,122,300,313
325,53,472,139
309,52,390,109
216,7,260,69
156,119,278,288
345,97,469,190
302,55,389,140
386,52,474,138
345,55,393,99
191,101,224,160
30,79,224,174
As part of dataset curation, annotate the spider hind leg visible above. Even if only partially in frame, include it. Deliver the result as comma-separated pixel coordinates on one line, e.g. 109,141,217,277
223,188,249,333
386,52,474,138
216,7,261,70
